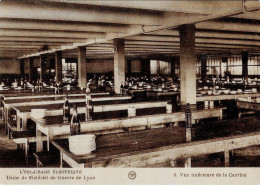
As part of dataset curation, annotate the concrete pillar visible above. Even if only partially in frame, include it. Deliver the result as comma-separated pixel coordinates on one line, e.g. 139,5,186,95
157,60,160,75
222,57,228,76
78,46,87,88
179,24,196,105
141,58,151,75
20,59,25,78
29,58,34,82
55,51,62,83
201,56,207,84
219,59,222,77
170,57,176,76
242,51,248,82
39,55,46,82
113,38,126,94
127,59,131,74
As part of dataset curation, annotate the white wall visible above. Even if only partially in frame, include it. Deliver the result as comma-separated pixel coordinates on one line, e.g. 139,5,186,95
131,60,142,73
0,59,20,74
86,60,114,73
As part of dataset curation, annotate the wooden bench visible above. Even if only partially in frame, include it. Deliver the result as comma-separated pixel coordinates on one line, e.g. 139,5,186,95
6,120,18,139
238,109,256,119
10,130,47,164
33,151,60,168
236,99,260,119
0,106,3,120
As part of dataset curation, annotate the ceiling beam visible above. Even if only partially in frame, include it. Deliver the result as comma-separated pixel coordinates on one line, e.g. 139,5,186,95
124,40,259,49
0,29,105,39
17,0,259,59
196,20,260,33
151,29,260,40
42,0,245,15
0,37,87,43
0,42,71,46
126,35,260,47
0,1,163,25
0,18,129,33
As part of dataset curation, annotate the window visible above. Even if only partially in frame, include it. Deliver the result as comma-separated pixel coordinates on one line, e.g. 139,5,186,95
248,56,260,75
206,58,221,75
150,60,171,75
224,57,242,75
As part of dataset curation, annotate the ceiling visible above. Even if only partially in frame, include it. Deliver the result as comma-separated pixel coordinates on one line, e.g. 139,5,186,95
1,0,260,60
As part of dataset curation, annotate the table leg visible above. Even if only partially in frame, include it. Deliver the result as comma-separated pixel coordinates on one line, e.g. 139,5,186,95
219,109,223,121
204,101,209,109
17,115,21,131
60,151,63,168
209,101,214,108
47,132,54,151
21,114,28,131
224,141,230,167
36,125,43,152
185,158,191,168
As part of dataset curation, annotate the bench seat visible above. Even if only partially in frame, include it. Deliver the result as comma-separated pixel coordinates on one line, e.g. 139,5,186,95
33,151,60,168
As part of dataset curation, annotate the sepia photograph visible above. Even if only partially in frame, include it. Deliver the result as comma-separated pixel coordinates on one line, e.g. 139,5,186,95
0,0,260,184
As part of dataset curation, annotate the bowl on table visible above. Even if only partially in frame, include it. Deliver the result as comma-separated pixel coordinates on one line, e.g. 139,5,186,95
252,88,257,93
196,93,202,97
230,91,237,95
213,91,221,95
207,90,213,95
237,89,243,94
223,89,230,94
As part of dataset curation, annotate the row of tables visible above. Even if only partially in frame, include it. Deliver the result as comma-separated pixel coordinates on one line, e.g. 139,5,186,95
1,87,260,168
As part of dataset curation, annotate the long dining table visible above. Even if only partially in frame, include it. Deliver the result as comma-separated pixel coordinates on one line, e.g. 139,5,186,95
2,95,132,134
32,105,225,153
13,100,169,131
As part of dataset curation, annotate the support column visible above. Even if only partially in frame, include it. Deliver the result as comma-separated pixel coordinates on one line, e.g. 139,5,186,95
219,59,222,78
141,59,151,75
29,58,34,82
201,56,207,84
242,51,248,82
20,59,25,78
113,39,126,94
78,46,87,88
55,51,62,83
179,24,196,105
157,60,160,75
222,57,228,76
170,57,176,77
39,55,46,82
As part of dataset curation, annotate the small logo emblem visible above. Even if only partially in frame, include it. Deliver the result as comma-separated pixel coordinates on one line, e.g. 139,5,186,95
128,171,136,180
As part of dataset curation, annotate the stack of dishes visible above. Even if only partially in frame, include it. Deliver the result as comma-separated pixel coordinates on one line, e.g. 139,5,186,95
230,91,237,95
244,89,252,94
69,134,96,155
252,88,257,93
